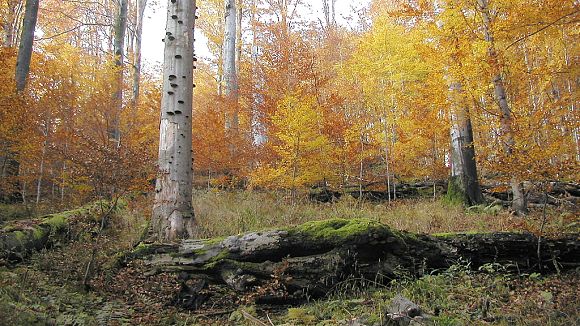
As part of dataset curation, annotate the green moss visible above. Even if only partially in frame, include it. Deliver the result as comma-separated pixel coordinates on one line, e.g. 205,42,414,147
287,308,317,324
432,231,491,238
41,214,67,231
290,218,387,241
201,249,231,269
131,242,153,256
32,227,46,240
443,176,467,206
13,230,26,242
203,236,227,246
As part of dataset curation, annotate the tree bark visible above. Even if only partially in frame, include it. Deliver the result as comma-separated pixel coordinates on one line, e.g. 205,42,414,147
477,0,527,215
15,0,39,92
152,0,197,242
448,82,484,206
110,0,129,144
131,219,580,305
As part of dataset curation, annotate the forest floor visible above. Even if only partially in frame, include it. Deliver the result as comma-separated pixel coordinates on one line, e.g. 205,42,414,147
0,191,578,325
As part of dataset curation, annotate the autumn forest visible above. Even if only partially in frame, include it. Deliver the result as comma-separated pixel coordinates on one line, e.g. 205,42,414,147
0,0,579,324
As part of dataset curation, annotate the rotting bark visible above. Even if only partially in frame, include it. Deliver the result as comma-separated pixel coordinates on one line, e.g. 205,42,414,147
129,219,580,306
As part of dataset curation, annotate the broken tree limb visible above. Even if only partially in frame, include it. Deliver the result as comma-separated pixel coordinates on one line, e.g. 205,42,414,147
130,218,580,304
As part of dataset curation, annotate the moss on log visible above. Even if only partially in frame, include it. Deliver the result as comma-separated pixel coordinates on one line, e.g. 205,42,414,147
131,218,579,305
0,201,120,262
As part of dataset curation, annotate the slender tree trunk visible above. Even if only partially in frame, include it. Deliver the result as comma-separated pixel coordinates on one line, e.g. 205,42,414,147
291,134,300,205
3,22,14,47
15,0,39,92
21,173,26,205
236,0,243,77
132,0,148,106
448,82,484,206
35,137,46,204
61,159,66,202
110,0,129,144
562,32,579,161
381,114,392,203
359,133,364,200
223,0,239,131
2,0,19,47
249,0,265,145
152,0,197,241
477,0,527,214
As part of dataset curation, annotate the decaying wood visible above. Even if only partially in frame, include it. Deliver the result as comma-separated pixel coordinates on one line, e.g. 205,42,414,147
0,201,117,262
130,219,580,305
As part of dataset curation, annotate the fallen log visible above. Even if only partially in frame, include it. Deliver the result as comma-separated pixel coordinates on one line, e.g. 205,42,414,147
483,181,580,207
131,219,580,305
0,201,119,262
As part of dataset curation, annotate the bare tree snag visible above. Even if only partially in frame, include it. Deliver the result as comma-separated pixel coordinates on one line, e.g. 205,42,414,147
152,0,198,242
130,219,580,305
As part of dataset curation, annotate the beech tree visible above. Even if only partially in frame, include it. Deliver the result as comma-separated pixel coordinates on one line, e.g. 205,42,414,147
1,0,22,47
14,0,38,92
223,0,239,154
447,82,484,205
0,0,38,202
110,0,128,144
132,0,148,105
477,0,527,214
152,0,198,241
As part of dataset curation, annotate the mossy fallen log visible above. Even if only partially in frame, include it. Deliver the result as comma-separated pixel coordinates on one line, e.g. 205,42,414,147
0,201,120,262
131,218,579,306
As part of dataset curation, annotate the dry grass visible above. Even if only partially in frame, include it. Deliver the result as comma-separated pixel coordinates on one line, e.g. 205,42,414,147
191,190,575,239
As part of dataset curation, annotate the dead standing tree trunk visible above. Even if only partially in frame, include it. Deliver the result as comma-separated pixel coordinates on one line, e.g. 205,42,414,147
130,219,580,305
152,0,198,241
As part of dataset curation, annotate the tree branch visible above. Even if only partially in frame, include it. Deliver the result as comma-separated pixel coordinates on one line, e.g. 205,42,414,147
506,9,579,50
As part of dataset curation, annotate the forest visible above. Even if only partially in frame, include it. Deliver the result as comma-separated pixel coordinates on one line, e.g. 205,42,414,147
0,0,579,325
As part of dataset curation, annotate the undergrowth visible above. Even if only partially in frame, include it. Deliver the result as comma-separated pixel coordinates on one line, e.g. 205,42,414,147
0,192,577,325
261,266,579,326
